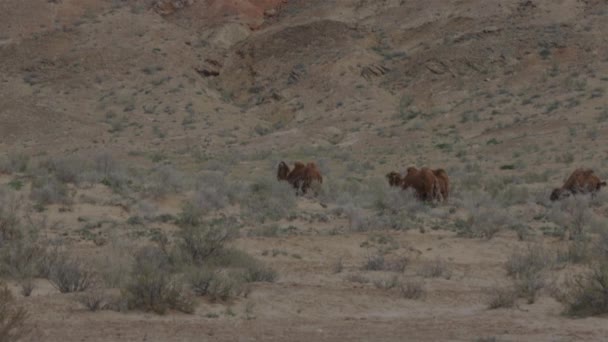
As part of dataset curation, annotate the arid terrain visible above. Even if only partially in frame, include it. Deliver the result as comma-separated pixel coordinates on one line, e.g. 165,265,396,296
1,0,608,341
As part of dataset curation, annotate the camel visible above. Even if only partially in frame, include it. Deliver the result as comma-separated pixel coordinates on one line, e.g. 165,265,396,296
386,167,449,202
550,168,606,201
277,161,323,195
401,167,440,202
432,169,450,201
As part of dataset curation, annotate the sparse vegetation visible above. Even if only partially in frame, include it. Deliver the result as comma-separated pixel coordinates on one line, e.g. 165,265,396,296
417,258,451,279
487,286,516,309
399,280,425,299
0,282,28,342
48,253,94,293
123,246,194,315
557,262,608,317
3,0,608,339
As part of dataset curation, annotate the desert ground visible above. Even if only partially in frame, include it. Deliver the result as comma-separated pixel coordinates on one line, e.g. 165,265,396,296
1,0,608,341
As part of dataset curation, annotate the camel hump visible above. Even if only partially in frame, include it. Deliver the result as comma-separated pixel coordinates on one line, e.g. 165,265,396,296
406,166,418,174
293,162,306,169
306,162,318,169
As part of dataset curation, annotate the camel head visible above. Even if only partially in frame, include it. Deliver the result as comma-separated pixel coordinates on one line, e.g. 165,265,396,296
386,171,402,187
550,188,564,201
277,161,290,181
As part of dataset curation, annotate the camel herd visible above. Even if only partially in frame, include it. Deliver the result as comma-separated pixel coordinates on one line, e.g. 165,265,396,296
278,161,607,203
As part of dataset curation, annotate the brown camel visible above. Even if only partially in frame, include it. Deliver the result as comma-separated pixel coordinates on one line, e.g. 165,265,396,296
432,169,450,201
277,161,323,194
550,168,606,201
401,167,442,202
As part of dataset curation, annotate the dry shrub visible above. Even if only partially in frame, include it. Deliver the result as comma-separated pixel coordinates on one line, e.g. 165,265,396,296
123,246,195,315
505,245,552,278
242,177,296,223
29,175,70,208
78,289,108,312
399,280,425,299
188,268,246,302
0,191,21,244
557,262,608,317
548,196,593,239
0,282,28,342
456,191,517,239
176,220,238,265
0,153,28,174
417,258,451,279
144,165,185,199
48,253,94,293
505,245,552,304
373,275,400,290
487,286,517,309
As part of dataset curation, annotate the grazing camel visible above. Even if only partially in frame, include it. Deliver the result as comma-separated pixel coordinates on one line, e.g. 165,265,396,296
386,167,449,202
277,161,323,194
550,168,606,201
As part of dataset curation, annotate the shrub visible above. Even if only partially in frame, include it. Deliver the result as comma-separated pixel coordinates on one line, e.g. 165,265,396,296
399,280,425,299
48,254,94,293
40,156,84,184
362,252,385,271
505,245,551,304
556,239,590,264
505,245,552,279
190,268,249,302
208,248,277,283
558,263,608,316
18,278,34,297
176,220,237,265
0,153,28,174
548,196,592,239
514,271,545,304
123,247,194,314
29,175,70,207
417,258,451,279
239,260,277,283
0,283,28,342
144,165,184,199
78,289,107,312
188,267,216,296
0,235,46,279
456,191,516,239
242,177,296,223
0,193,21,245
373,275,400,290
487,286,516,309
94,234,134,288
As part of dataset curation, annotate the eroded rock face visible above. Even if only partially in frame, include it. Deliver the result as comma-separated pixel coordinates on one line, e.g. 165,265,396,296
153,0,194,15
